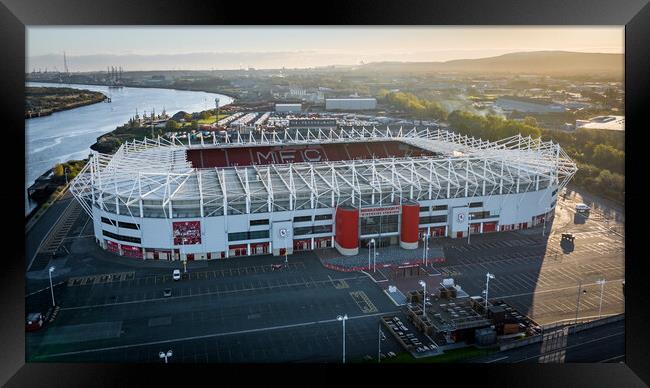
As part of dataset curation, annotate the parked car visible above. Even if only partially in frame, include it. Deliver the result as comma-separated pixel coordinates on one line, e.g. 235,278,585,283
575,203,591,213
163,288,172,297
25,312,44,332
172,269,181,281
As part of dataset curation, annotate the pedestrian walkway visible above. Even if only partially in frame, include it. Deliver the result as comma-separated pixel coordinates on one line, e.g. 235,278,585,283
30,200,82,272
317,244,445,272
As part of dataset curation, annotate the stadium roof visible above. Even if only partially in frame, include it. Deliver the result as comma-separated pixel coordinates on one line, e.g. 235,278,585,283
70,127,577,219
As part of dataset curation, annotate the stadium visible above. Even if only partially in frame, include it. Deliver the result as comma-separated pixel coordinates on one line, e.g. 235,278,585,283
69,127,577,261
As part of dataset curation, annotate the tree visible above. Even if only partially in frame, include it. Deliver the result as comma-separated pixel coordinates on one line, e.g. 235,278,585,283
190,121,199,130
53,163,64,177
523,117,538,128
200,111,211,120
165,119,180,131
591,144,624,174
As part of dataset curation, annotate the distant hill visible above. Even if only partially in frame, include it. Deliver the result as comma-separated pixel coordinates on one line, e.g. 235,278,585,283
358,51,623,77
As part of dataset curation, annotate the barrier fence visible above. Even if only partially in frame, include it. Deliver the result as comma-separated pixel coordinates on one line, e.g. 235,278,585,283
499,313,624,351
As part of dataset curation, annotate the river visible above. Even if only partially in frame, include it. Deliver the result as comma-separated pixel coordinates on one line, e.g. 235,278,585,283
25,82,233,215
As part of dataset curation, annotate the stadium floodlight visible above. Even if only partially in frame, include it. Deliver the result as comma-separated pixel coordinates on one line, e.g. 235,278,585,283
337,314,348,363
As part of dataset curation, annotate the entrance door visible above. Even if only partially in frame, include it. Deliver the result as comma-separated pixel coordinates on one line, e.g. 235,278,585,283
457,231,463,238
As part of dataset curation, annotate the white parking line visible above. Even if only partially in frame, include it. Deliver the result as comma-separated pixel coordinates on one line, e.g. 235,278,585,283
516,272,539,287
37,309,400,359
508,274,531,290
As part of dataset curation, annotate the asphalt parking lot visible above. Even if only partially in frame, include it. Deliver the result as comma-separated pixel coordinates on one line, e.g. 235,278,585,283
425,190,624,325
27,252,404,362
26,186,624,362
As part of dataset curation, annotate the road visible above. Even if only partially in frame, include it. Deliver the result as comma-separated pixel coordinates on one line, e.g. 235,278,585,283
25,194,75,271
475,318,624,363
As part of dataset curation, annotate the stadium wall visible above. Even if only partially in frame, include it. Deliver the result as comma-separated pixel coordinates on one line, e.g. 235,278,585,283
92,184,557,260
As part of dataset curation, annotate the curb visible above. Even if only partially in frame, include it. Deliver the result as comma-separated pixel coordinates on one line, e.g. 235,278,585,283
321,257,446,273
26,281,66,297
26,183,71,234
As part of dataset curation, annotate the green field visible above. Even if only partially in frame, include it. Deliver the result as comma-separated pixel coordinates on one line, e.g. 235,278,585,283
197,113,229,125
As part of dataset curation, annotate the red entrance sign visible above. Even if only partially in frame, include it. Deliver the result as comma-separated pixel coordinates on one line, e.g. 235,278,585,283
359,205,401,218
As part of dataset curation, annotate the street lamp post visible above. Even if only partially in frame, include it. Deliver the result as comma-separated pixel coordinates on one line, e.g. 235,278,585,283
337,314,348,363
575,282,587,324
159,350,173,363
284,238,288,267
368,238,374,270
48,266,56,307
484,272,495,312
377,324,385,364
542,207,550,236
596,279,606,318
422,233,429,267
419,280,427,319
373,250,378,273
467,203,471,245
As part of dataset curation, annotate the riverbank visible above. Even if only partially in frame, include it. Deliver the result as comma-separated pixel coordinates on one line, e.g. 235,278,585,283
26,82,235,217
26,79,239,102
25,86,107,119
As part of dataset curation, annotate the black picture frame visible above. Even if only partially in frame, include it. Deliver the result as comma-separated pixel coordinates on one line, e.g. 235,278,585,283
3,0,649,386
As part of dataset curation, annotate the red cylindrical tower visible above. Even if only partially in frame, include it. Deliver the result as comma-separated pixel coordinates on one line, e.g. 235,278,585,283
335,206,359,256
400,201,420,249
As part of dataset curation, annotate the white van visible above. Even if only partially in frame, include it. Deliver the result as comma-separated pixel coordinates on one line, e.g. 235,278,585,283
575,203,590,212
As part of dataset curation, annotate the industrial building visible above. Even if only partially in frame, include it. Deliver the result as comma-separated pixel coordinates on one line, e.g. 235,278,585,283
275,103,302,113
69,127,576,261
494,96,567,113
575,115,624,132
325,98,377,111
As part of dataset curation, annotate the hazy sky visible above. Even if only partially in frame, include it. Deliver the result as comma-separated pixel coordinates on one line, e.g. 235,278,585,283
27,26,624,71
